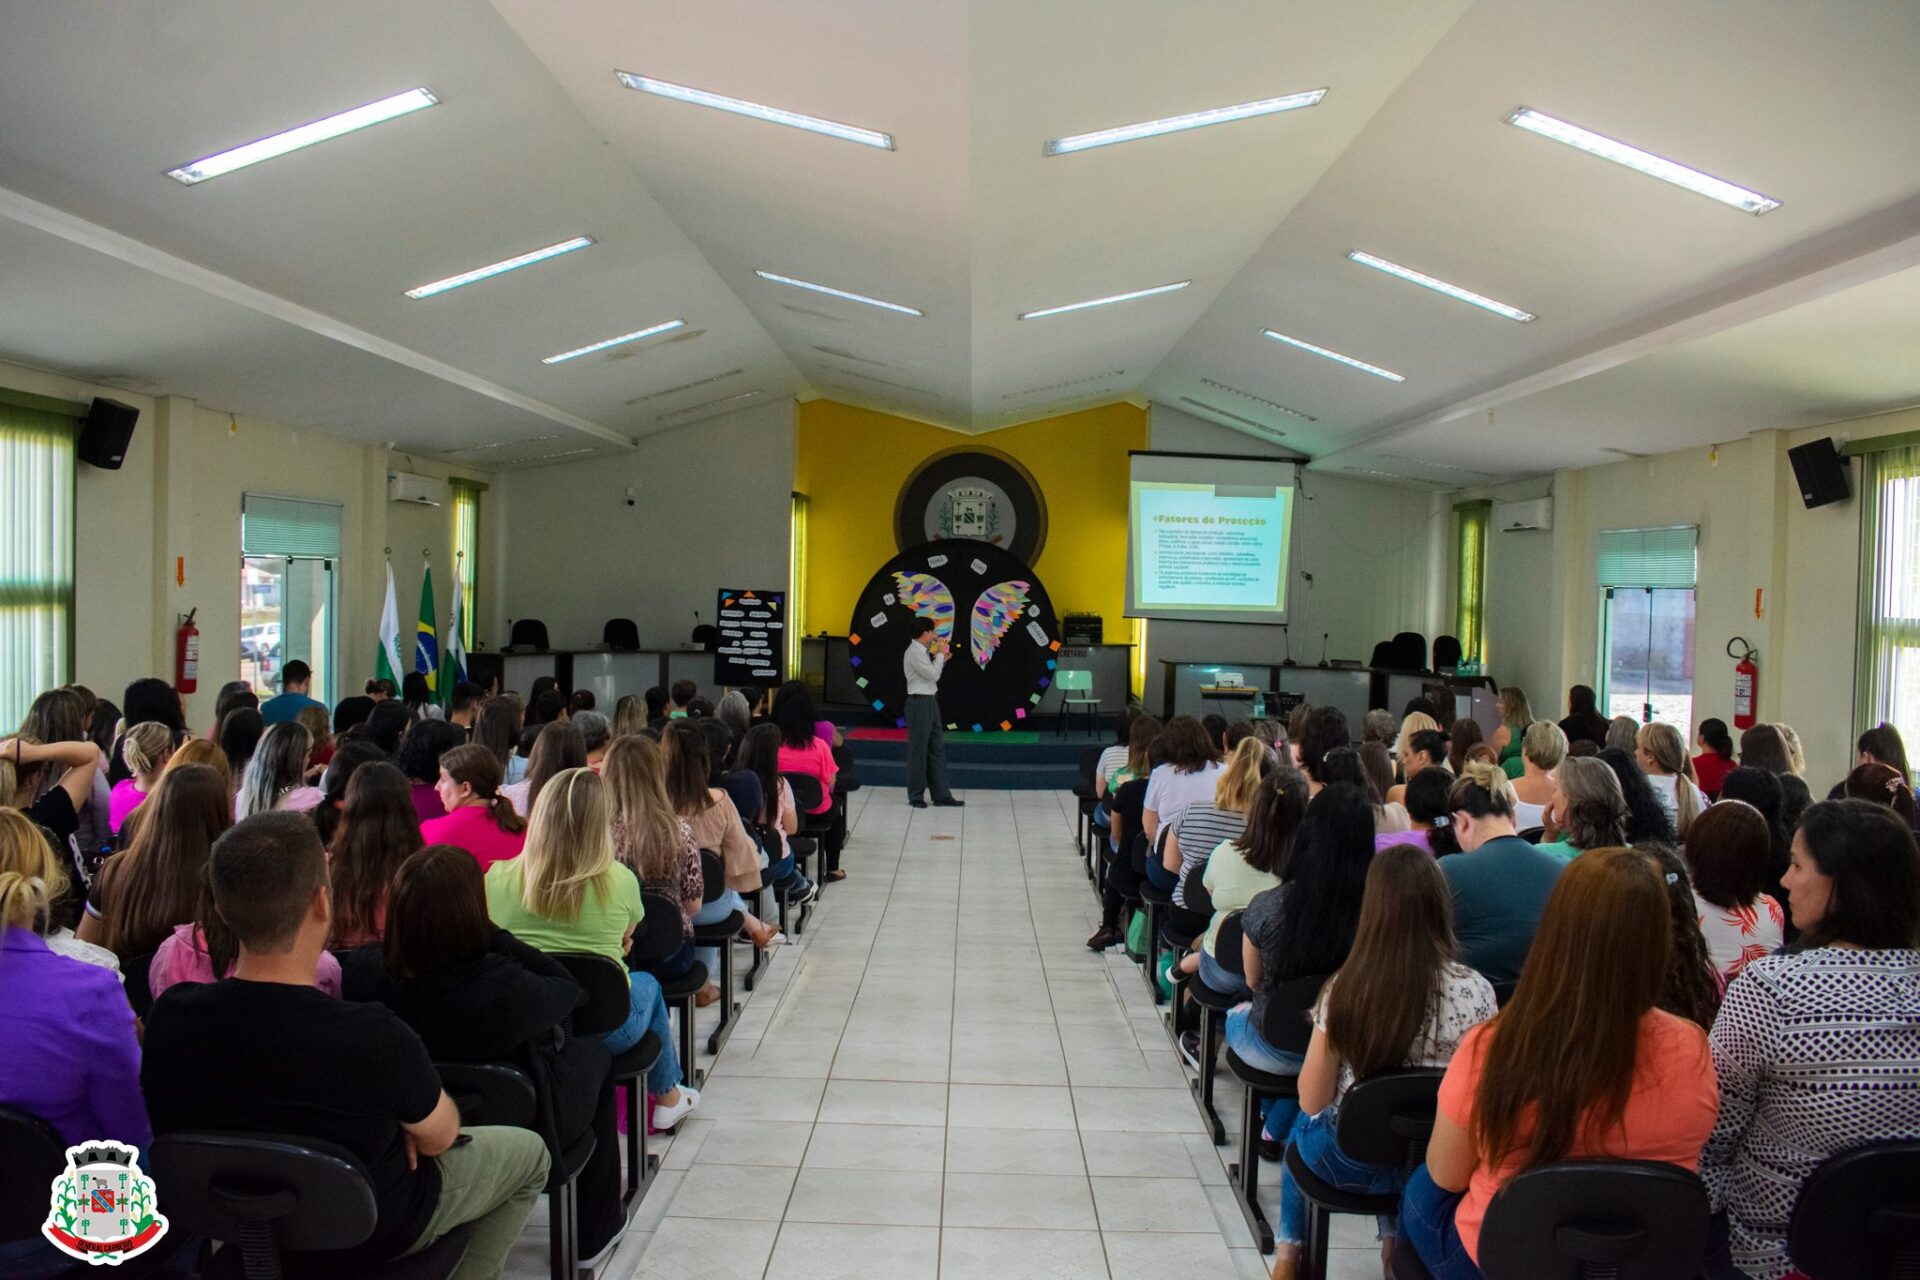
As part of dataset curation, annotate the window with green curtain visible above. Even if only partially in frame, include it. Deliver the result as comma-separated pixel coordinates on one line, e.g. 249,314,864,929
1454,500,1490,664
1854,443,1920,759
1596,525,1698,587
450,479,484,650
788,491,809,681
0,401,77,729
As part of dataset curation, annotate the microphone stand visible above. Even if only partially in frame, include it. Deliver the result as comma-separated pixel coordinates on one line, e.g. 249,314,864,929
1317,633,1330,668
1281,624,1295,667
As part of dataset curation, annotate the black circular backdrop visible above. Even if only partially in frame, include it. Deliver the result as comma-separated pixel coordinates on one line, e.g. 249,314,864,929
893,447,1048,565
848,540,1061,732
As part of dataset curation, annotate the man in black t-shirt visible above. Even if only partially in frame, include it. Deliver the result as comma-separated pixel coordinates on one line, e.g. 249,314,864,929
142,813,549,1278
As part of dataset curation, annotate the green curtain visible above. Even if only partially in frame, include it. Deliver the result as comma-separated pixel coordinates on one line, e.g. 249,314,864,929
1854,444,1920,756
450,478,483,651
0,402,77,729
1454,500,1490,665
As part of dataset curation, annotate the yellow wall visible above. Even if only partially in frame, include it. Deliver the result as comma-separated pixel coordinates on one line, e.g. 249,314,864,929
794,400,1146,647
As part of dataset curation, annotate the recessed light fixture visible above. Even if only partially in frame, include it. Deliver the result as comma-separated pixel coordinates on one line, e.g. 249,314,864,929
1346,251,1535,322
754,270,922,316
167,87,439,185
521,447,597,463
1260,329,1404,382
615,71,893,150
1200,378,1318,423
1507,107,1780,215
405,236,595,300
629,369,745,404
1018,280,1189,320
660,389,766,419
1178,398,1283,436
1045,89,1326,156
541,319,686,365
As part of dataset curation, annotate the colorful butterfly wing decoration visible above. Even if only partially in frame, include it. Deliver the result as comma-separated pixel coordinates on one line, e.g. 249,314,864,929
891,571,955,643
970,580,1031,668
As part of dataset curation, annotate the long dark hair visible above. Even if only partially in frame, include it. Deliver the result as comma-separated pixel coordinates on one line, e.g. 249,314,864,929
1237,769,1310,876
1858,722,1912,781
1261,783,1374,983
1636,842,1720,1030
661,719,716,816
383,845,492,979
328,761,422,947
1447,719,1485,775
100,764,231,959
216,707,265,786
363,700,411,756
122,677,187,736
772,681,819,749
1298,708,1351,782
1739,723,1794,775
1597,747,1672,844
738,723,786,827
313,741,386,844
471,696,523,771
523,721,586,812
1326,843,1459,1080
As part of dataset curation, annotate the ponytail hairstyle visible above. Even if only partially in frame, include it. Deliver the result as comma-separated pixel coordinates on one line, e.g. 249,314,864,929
1635,722,1702,836
1237,768,1311,876
236,721,312,819
1395,713,1440,768
1842,762,1919,828
1636,841,1721,1031
120,721,177,780
0,807,64,931
1697,717,1734,760
1215,736,1276,814
438,743,526,835
1446,719,1485,775
602,735,684,882
1774,723,1808,776
1448,759,1517,821
1326,843,1459,1080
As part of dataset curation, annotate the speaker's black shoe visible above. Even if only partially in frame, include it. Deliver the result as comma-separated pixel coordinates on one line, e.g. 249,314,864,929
909,799,928,808
934,797,966,807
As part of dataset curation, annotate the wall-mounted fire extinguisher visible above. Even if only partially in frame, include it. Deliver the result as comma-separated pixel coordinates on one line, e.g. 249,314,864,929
175,608,200,696
1727,636,1758,730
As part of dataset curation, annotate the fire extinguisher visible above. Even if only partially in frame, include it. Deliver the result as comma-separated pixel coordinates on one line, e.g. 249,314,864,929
1727,636,1758,730
175,608,200,696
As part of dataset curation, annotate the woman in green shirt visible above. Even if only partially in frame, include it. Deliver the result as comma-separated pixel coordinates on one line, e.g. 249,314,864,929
484,766,699,1126
1534,756,1629,862
1489,687,1534,780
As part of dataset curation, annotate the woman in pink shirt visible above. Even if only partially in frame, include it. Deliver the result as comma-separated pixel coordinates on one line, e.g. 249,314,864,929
108,721,174,835
421,744,527,870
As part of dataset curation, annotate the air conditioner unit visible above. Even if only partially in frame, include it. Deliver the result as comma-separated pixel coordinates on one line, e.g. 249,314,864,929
1494,496,1553,532
387,472,450,507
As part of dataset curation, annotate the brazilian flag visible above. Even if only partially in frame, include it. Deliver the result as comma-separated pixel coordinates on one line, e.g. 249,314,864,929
414,563,438,695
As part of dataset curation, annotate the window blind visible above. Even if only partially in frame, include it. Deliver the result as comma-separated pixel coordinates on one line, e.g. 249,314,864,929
242,495,342,558
1597,526,1698,588
1854,444,1920,756
0,402,76,729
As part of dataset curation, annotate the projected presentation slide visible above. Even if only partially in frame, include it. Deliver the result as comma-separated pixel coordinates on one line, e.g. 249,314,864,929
1126,452,1297,623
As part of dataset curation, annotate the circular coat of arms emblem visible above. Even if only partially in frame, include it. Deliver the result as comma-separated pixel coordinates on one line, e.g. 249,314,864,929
894,446,1047,565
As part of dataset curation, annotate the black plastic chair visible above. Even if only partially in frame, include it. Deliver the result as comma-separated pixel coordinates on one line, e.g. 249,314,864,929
1175,910,1243,1146
0,1105,69,1246
148,1132,470,1279
1285,1068,1445,1280
783,771,834,908
123,949,157,1020
1492,980,1519,1008
601,619,639,651
1432,635,1462,672
631,890,707,1087
507,619,549,651
1074,746,1103,864
1222,971,1328,1254
1476,1159,1710,1279
549,952,663,1215
1789,1139,1920,1279
690,851,742,1057
436,1062,588,1280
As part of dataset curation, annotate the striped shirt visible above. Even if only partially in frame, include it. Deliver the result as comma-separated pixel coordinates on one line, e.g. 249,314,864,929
1170,803,1246,909
1701,947,1920,1280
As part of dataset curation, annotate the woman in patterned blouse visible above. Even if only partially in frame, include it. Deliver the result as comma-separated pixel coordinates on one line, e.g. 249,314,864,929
1683,800,1786,983
1701,799,1920,1280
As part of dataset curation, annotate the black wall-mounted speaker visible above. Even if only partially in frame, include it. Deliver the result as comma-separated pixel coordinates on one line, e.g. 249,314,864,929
1786,437,1850,509
77,397,139,470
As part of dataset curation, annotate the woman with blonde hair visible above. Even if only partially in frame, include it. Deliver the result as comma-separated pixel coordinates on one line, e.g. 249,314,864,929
1509,721,1566,832
604,735,702,982
1773,722,1808,776
1160,735,1275,901
1635,722,1703,837
1488,687,1533,780
483,767,699,1127
234,721,321,820
1395,712,1441,775
1537,756,1629,861
109,721,176,836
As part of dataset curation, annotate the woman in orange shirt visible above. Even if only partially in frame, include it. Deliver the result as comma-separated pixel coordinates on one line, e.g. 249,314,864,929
1398,846,1720,1280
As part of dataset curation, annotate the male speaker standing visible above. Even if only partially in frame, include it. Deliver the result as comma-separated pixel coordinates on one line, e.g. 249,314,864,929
903,618,964,809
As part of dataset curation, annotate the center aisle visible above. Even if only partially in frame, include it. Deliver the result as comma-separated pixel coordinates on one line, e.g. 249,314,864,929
509,789,1377,1279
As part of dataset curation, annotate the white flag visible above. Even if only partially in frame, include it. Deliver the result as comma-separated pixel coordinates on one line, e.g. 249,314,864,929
444,558,468,692
376,560,402,686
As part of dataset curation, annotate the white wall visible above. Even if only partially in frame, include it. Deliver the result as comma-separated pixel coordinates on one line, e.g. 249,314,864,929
496,399,796,651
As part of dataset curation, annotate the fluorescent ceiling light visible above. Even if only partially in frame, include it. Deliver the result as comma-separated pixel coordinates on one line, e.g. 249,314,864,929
405,237,594,300
541,319,685,365
167,87,439,185
754,270,922,316
1260,329,1405,382
616,71,893,150
1346,251,1534,322
1200,377,1317,422
1507,107,1780,215
1018,280,1189,320
1045,89,1326,156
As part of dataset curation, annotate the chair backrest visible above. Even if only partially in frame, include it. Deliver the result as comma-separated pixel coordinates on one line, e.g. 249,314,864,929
149,1132,379,1254
508,618,549,650
1788,1139,1920,1280
0,1106,66,1243
631,890,688,963
1433,635,1463,670
1257,971,1333,1057
123,949,157,1020
1078,745,1104,784
549,951,631,1037
602,618,640,651
1492,980,1520,1008
782,771,824,813
1369,640,1398,670
1210,911,1244,976
1334,1069,1446,1172
699,850,727,905
1056,669,1093,693
1392,631,1428,670
1518,826,1545,844
691,624,719,651
1182,866,1217,922
1476,1159,1710,1280
437,1061,538,1129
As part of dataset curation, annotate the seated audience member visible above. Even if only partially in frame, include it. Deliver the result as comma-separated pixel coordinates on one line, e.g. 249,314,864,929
1639,842,1723,1031
17,688,113,853
1845,721,1913,795
1230,784,1376,1144
311,740,386,845
1775,723,1809,776
1402,697,1441,724
502,720,586,818
1287,704,1314,765
365,677,397,701
1320,746,1406,836
235,720,321,820
343,845,623,1260
1508,721,1565,832
610,693,647,742
526,675,559,709
668,679,698,718
662,721,784,960
86,697,123,763
1393,713,1441,776
162,737,232,795
471,695,524,782
1163,736,1272,902
715,690,753,744
685,696,715,720
573,711,612,771
329,761,424,950
1361,708,1399,753
604,736,701,981
1558,684,1611,749
1401,848,1720,1280
1175,767,1304,1001
144,812,550,1277
1535,756,1629,861
108,677,189,786
447,681,485,731
333,693,376,738
397,718,466,823
1296,707,1352,799
1096,714,1159,840
1605,715,1642,754
1,735,102,918
1360,742,1411,833
422,744,528,870
363,698,412,757
1777,771,1814,837
210,681,258,737
1271,844,1496,1277
1489,687,1533,780
1387,767,1455,855
260,658,325,725
1092,709,1139,802
1693,717,1738,799
696,716,754,820
1087,731,1162,952
80,763,230,961
108,720,174,835
1701,800,1920,1280
774,684,844,879
216,706,264,790
1446,719,1485,776
1719,766,1793,929
1200,712,1231,757
483,768,699,1126
1438,762,1564,985
1597,746,1675,844
1386,727,1449,807
401,672,438,721
1841,760,1918,829
1636,722,1703,836
297,703,334,776
1683,800,1785,984
642,685,669,731
1143,716,1226,853
1738,723,1794,775
567,688,596,719
736,723,815,900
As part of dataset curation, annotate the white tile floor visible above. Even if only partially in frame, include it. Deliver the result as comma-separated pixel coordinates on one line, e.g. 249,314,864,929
501,788,1387,1280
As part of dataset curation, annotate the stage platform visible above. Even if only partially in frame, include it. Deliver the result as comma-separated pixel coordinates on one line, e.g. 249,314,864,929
842,723,1108,791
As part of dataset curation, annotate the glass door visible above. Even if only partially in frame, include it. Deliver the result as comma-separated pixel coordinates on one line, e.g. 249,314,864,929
241,555,336,703
1601,587,1696,728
